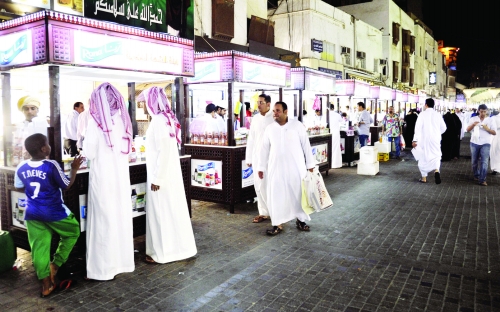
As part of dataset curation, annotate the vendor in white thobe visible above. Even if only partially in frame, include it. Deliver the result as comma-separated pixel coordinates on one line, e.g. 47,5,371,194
14,96,48,161
257,101,316,236
83,83,135,280
412,98,447,184
329,108,344,168
138,87,197,264
215,104,227,132
246,94,274,224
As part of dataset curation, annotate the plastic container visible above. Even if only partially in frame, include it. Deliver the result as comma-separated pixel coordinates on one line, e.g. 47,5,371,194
378,153,389,162
357,161,379,175
374,141,391,153
359,146,378,164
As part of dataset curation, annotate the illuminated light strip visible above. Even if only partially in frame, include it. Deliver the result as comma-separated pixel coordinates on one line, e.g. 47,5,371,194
0,10,193,47
194,50,291,67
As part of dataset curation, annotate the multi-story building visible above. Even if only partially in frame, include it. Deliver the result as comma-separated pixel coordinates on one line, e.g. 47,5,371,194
270,0,383,83
337,0,446,96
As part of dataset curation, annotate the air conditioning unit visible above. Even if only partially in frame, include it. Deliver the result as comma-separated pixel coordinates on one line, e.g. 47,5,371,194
379,59,387,65
356,51,366,59
341,47,351,54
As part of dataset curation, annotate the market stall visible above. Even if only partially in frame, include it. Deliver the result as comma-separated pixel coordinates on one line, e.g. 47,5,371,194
0,11,194,253
184,51,291,213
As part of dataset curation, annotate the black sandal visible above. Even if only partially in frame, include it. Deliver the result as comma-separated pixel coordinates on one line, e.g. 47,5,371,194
296,219,310,231
266,226,283,236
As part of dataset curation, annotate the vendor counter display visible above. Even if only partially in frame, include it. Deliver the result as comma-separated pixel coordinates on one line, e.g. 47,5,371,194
340,130,361,166
185,133,332,213
0,156,191,254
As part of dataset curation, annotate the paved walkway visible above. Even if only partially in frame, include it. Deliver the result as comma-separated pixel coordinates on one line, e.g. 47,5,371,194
1,135,499,311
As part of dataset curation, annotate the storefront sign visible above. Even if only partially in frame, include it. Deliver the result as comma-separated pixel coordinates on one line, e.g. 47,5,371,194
354,80,370,98
241,160,254,188
241,61,287,86
191,159,222,190
312,144,328,165
187,60,221,83
318,67,342,79
72,30,184,74
306,74,334,93
311,39,323,52
0,30,33,66
11,0,50,9
335,79,354,96
84,0,194,39
379,86,392,100
429,72,437,85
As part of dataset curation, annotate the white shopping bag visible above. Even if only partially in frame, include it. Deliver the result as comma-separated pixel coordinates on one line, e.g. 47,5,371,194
303,167,333,212
411,147,423,161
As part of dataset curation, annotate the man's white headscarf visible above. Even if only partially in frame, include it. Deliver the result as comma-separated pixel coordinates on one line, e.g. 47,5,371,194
138,87,182,146
89,83,133,154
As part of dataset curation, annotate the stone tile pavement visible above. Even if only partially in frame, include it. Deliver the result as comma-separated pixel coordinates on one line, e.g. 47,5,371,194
1,135,499,311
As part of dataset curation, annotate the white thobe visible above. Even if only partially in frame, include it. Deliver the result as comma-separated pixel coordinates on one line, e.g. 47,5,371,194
145,116,197,263
63,110,80,140
258,120,316,226
329,111,343,168
77,110,90,149
412,108,447,177
456,112,466,139
84,116,135,280
15,118,48,160
245,110,274,216
491,115,500,172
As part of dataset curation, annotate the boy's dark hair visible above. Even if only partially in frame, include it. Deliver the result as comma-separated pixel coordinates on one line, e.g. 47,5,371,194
25,133,47,156
275,101,288,112
259,94,271,103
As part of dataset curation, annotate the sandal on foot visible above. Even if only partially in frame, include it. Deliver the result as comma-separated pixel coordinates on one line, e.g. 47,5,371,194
435,171,441,184
50,263,58,285
57,279,77,291
41,283,55,298
266,226,283,236
296,220,310,231
145,256,157,264
252,215,268,223
418,178,427,183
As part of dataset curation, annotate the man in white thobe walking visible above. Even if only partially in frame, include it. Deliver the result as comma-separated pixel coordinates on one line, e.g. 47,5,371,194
412,98,447,184
84,83,135,280
257,102,316,235
246,94,274,223
139,87,197,264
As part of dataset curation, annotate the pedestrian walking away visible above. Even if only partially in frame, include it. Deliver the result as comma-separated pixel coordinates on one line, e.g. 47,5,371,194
382,106,402,159
412,98,447,184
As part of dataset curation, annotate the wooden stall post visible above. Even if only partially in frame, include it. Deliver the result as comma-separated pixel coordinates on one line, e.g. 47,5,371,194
298,90,303,122
279,87,283,101
228,82,235,146
127,82,138,137
326,94,330,127
1,73,11,166
174,77,186,153
337,97,340,113
374,101,378,126
48,66,62,163
184,83,190,152
294,94,298,118
239,90,245,128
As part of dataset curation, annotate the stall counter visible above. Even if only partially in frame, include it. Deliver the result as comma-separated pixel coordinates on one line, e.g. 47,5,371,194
0,155,191,255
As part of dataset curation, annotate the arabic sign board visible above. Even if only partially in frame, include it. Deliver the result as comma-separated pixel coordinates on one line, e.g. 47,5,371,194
335,80,354,96
0,30,34,67
311,39,323,53
72,30,184,74
186,60,222,83
84,0,194,39
240,60,288,87
318,67,342,79
429,72,437,85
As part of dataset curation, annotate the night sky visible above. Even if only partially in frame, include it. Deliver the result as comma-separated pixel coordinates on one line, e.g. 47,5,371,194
422,0,500,84
269,0,500,85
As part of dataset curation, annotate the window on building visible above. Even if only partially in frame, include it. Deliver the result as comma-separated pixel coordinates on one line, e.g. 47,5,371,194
356,51,366,69
401,66,409,83
393,61,399,82
320,41,335,62
212,0,235,42
344,54,351,66
410,69,414,86
402,29,411,48
341,46,351,65
392,22,400,45
402,51,410,66
410,36,416,54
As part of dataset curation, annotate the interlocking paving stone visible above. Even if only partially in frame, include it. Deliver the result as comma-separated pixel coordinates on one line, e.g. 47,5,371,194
1,134,500,311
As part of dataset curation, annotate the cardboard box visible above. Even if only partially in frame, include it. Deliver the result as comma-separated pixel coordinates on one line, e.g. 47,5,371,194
374,141,391,153
359,146,378,164
378,153,389,162
357,161,379,175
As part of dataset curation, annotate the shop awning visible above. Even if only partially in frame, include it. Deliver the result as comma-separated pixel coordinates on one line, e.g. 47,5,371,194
345,73,386,86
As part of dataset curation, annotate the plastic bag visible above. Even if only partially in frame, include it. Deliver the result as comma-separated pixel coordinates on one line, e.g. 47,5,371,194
400,135,406,149
302,167,333,212
312,96,321,111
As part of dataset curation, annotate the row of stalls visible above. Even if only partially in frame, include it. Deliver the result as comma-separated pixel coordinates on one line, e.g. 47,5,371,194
183,52,334,213
0,10,195,251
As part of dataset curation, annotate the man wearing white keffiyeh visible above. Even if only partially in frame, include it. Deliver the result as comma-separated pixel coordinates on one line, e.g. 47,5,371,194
83,83,135,280
138,87,197,264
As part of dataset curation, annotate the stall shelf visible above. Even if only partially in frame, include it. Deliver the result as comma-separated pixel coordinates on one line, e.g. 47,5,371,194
0,11,195,254
185,51,291,213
